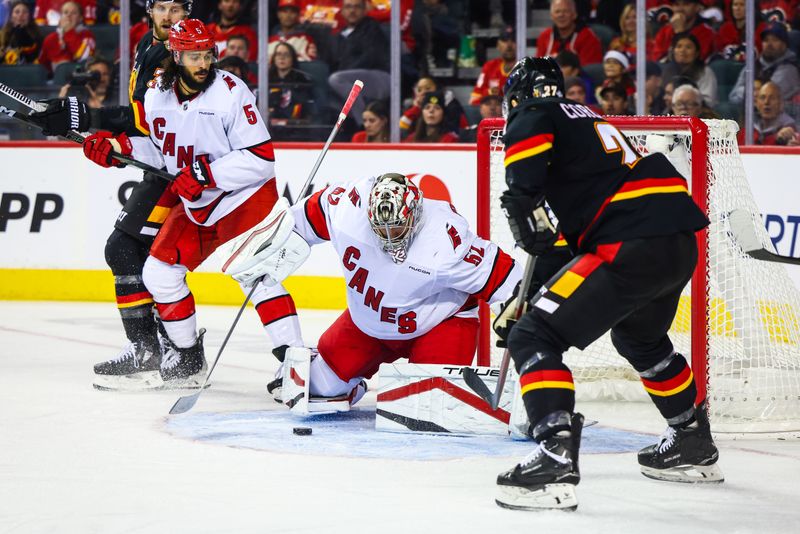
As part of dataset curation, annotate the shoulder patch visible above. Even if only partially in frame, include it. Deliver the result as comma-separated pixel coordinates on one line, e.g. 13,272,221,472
222,74,237,91
348,187,361,207
446,223,462,250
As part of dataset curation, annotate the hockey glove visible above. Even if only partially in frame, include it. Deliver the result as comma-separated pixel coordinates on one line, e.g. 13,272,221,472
500,191,558,256
492,281,531,348
29,97,90,136
171,155,216,201
83,131,132,168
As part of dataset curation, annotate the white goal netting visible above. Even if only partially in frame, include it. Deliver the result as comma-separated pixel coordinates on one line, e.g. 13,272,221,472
477,117,800,432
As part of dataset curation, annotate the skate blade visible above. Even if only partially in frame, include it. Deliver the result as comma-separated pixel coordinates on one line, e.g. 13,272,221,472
159,375,207,391
93,370,164,391
640,463,724,484
495,483,578,511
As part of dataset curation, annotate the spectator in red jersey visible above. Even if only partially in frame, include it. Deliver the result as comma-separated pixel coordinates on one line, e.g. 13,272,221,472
650,0,716,62
401,75,467,138
599,83,631,115
469,25,516,105
661,32,718,107
536,0,602,67
648,0,674,29
403,91,459,143
352,100,389,142
35,0,96,26
757,0,796,25
366,0,415,56
298,0,343,30
37,0,95,74
268,40,314,121
729,22,799,112
268,0,318,63
0,1,43,65
715,0,766,61
609,4,655,62
738,81,800,145
598,50,636,100
208,0,258,61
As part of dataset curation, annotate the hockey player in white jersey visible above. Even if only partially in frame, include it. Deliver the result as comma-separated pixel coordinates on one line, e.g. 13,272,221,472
81,19,303,388
227,173,522,407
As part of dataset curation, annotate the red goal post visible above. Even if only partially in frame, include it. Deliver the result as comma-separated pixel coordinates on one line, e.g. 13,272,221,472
475,116,800,432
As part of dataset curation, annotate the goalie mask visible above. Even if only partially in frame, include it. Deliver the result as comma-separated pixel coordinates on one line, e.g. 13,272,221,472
368,173,423,264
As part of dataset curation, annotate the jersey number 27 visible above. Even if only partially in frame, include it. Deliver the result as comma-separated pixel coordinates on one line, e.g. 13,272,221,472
595,122,639,165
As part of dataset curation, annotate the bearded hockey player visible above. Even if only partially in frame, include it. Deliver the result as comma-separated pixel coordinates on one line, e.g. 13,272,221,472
30,2,200,388
493,57,722,511
226,173,522,409
80,19,303,388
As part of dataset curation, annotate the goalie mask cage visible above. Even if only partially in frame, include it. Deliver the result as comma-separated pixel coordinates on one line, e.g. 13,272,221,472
476,116,800,432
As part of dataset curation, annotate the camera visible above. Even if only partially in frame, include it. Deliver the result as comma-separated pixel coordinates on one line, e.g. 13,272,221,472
69,69,101,87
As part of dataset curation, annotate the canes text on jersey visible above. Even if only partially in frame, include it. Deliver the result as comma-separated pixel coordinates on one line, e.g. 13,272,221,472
342,245,417,334
151,117,204,167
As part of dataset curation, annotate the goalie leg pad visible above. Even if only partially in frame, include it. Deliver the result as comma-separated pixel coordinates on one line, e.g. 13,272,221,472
282,348,362,415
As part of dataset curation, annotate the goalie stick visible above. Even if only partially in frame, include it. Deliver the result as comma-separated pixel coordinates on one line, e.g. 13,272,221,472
728,209,800,266
169,80,365,415
462,254,537,410
0,81,175,182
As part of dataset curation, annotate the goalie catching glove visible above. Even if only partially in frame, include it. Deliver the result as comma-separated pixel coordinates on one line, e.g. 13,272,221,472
221,197,311,287
500,192,558,256
29,97,90,136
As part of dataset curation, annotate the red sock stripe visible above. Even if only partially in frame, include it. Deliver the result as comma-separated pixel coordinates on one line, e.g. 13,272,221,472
304,189,330,240
255,295,298,326
519,369,574,387
116,291,152,305
642,364,692,392
156,294,196,322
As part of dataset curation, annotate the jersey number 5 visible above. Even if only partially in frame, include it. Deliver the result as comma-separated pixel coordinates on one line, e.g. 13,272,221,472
243,104,257,125
595,122,639,165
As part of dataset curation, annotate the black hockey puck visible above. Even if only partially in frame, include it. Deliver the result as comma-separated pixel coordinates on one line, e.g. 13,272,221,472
293,427,312,436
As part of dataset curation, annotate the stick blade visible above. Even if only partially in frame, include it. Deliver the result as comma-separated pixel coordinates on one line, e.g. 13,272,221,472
169,391,201,415
461,367,494,404
728,209,762,254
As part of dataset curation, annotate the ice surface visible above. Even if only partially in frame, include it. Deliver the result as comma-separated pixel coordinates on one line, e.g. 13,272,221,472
1,301,799,533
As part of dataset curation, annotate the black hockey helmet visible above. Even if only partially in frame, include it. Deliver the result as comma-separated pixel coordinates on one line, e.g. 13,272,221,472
502,56,564,118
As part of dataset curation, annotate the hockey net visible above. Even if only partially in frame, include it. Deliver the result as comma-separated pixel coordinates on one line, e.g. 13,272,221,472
476,116,800,432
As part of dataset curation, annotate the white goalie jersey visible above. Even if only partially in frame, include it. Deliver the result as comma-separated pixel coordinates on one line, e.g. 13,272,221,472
128,71,276,226
292,176,522,340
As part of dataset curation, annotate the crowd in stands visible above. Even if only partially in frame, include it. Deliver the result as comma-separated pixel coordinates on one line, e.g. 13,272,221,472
1,0,800,145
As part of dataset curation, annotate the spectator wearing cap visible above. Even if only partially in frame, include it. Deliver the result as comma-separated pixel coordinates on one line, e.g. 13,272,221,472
564,76,602,114
738,81,799,145
208,0,258,62
729,21,800,114
715,0,766,61
404,91,460,143
328,0,390,126
660,32,718,108
599,83,631,116
649,0,716,62
609,4,654,60
268,0,318,63
37,1,95,75
469,25,516,105
555,49,597,104
460,94,503,142
599,50,636,99
401,76,467,137
536,0,602,66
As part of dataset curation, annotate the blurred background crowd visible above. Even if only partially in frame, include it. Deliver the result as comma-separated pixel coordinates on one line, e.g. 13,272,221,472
0,0,799,145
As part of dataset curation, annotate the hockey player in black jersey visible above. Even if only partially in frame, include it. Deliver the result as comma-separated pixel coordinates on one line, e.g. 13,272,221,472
29,1,192,389
493,57,723,511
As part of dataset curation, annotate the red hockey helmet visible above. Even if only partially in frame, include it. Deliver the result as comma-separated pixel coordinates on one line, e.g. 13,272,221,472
169,19,217,64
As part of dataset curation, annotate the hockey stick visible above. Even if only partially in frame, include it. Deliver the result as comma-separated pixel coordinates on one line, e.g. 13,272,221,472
729,209,800,266
0,81,175,182
462,254,537,410
169,80,365,415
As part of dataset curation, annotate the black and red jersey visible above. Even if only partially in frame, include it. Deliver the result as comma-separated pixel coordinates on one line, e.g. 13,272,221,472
503,97,708,253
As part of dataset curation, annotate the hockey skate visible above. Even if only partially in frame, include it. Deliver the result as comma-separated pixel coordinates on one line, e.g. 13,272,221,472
93,338,162,391
160,329,208,389
638,403,724,483
266,345,288,403
496,411,584,511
